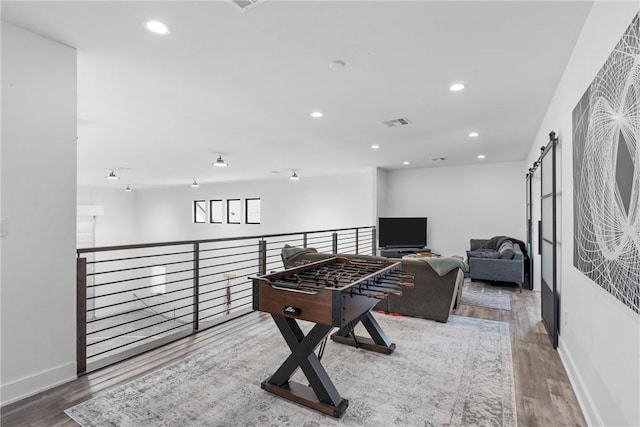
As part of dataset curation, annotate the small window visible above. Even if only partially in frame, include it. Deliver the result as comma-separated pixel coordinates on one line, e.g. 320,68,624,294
245,198,261,224
210,200,223,223
193,200,207,223
227,199,241,224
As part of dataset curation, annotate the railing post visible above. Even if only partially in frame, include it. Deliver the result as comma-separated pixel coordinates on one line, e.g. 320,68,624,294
193,243,200,331
332,232,338,254
76,257,87,375
371,227,377,256
355,228,359,254
258,239,267,275
303,232,308,248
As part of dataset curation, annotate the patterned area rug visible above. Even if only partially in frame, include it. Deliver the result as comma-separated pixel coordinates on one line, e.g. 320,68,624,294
461,281,513,311
65,313,516,427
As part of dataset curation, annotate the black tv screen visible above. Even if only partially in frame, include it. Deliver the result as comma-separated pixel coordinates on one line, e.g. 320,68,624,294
378,217,427,248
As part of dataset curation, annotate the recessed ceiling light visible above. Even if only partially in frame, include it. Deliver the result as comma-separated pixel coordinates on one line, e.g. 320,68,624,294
371,144,380,149
468,132,479,138
144,20,170,35
403,161,410,165
310,111,323,118
477,154,486,159
290,171,300,180
191,180,199,188
124,185,132,192
449,83,465,92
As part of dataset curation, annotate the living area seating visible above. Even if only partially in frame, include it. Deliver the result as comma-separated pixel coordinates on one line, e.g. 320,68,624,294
466,237,525,292
280,245,468,323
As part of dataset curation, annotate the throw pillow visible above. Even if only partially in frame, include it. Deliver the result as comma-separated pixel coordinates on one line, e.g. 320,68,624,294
498,241,515,259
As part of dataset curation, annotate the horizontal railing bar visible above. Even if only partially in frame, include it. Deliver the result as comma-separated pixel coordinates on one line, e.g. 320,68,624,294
305,238,333,245
88,268,194,287
198,281,252,297
87,285,192,312
87,312,193,347
87,294,193,322
198,242,258,253
87,302,193,335
197,256,259,270
263,237,305,245
198,249,259,262
197,299,227,310
198,266,257,281
78,226,374,254
88,278,192,301
200,285,251,304
86,250,194,265
199,300,252,322
88,258,194,276
87,322,192,359
314,244,333,251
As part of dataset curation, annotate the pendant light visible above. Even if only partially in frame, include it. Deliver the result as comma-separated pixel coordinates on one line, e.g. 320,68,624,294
213,154,228,167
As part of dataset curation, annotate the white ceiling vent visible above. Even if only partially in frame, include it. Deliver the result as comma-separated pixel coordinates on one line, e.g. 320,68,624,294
432,157,447,161
230,0,266,12
383,117,411,127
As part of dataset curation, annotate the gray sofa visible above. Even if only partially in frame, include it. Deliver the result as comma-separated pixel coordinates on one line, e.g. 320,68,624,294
281,246,467,323
467,238,525,292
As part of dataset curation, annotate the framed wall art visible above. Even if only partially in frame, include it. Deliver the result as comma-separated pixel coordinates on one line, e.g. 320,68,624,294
193,200,207,223
245,198,261,224
210,200,223,223
227,199,241,224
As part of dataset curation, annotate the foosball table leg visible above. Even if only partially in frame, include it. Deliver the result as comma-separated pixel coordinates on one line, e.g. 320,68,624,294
261,314,349,418
331,310,396,354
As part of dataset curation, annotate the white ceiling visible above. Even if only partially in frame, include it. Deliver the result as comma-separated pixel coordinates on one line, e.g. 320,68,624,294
1,0,594,189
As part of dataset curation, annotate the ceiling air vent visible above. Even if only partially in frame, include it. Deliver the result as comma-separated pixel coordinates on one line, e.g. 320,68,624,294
383,117,411,127
230,0,266,12
432,157,447,162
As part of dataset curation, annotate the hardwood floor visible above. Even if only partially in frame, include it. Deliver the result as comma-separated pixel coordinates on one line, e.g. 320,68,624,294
455,287,586,427
1,287,586,426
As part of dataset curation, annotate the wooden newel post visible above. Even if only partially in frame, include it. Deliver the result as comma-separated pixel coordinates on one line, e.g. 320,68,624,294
76,257,87,375
355,228,359,254
332,232,338,254
303,233,308,248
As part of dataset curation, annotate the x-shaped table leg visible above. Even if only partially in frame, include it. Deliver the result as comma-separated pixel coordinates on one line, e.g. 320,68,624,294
261,314,348,417
331,310,396,354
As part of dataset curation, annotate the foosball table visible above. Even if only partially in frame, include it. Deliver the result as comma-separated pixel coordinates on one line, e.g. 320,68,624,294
251,256,414,417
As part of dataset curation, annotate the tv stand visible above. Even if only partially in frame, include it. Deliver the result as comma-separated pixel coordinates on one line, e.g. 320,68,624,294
380,247,430,258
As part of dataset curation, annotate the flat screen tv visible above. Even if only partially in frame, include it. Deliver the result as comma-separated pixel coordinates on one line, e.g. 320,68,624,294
378,217,427,249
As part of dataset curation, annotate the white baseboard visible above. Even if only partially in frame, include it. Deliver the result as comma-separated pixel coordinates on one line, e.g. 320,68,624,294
558,336,603,426
1,361,77,407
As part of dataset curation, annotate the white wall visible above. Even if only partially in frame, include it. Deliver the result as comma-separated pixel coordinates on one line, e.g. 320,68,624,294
134,171,374,244
526,3,640,426
77,186,138,246
1,22,77,405
381,161,526,257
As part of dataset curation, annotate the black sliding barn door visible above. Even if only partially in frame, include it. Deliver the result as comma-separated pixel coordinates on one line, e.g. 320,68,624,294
540,133,559,349
525,173,533,290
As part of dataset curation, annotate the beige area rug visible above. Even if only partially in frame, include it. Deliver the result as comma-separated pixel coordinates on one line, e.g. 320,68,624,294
461,280,513,311
65,312,516,427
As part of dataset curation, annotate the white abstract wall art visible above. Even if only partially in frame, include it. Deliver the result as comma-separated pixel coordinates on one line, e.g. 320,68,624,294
573,12,639,314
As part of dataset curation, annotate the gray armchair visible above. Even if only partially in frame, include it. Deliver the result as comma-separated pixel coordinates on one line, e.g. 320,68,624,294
467,238,524,292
